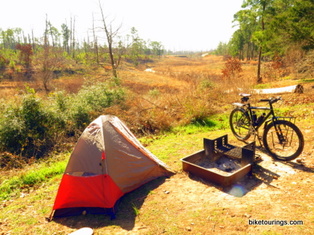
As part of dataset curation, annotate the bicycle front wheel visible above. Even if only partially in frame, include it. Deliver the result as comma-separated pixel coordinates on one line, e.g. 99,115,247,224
262,120,304,161
229,108,251,141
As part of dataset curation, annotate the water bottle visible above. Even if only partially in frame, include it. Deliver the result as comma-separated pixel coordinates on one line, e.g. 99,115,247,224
256,113,266,126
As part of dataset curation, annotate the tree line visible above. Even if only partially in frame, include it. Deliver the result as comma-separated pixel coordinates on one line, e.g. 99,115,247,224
0,13,165,89
215,0,314,83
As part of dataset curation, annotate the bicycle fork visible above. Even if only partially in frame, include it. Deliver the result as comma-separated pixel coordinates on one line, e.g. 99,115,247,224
273,121,290,147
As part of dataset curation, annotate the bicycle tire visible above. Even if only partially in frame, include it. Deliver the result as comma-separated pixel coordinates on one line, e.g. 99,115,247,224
229,108,251,141
262,120,304,161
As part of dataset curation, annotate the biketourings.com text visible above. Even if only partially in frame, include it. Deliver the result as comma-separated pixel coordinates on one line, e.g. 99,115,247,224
248,219,303,226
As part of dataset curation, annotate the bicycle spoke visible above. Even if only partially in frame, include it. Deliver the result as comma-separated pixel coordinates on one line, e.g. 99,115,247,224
230,108,251,141
263,120,304,161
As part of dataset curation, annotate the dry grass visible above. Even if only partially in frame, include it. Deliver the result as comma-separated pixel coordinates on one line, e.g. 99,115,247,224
0,54,301,134
111,55,251,133
1,55,314,234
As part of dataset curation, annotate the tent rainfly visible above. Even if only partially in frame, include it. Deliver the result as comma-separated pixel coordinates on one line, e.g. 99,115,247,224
49,115,172,220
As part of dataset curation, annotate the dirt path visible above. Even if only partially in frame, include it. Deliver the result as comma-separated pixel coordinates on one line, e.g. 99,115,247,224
138,149,314,234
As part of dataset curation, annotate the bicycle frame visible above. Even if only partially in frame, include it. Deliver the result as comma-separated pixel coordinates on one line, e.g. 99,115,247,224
232,101,272,132
247,104,272,130
250,101,295,128
231,94,304,160
233,96,292,144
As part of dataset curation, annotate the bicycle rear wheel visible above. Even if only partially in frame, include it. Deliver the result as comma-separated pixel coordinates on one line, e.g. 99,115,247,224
229,108,251,141
262,120,304,161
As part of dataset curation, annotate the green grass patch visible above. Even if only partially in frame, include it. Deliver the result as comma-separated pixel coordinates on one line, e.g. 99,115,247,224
253,83,271,89
140,113,230,171
173,113,229,135
0,154,67,200
300,78,314,83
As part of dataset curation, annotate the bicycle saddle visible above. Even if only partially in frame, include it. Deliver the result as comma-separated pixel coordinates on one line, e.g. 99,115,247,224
239,93,251,97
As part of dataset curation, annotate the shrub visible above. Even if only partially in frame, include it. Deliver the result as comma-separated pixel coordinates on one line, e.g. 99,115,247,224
76,82,125,110
296,50,314,79
71,105,91,130
66,82,125,134
0,82,125,159
221,57,243,80
0,110,27,155
0,152,26,169
0,93,58,158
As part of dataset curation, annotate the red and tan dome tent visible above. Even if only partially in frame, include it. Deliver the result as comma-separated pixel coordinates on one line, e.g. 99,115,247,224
49,115,172,220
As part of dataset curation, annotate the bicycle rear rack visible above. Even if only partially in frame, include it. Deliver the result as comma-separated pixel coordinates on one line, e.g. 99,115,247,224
181,135,257,187
274,116,296,124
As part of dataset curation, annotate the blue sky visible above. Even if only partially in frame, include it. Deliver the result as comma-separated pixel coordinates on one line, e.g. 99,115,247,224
1,0,244,51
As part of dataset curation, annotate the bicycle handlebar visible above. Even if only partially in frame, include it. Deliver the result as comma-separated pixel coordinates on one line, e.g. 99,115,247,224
259,96,282,104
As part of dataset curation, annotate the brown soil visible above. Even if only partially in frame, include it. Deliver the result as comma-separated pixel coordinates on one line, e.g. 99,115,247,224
140,147,314,234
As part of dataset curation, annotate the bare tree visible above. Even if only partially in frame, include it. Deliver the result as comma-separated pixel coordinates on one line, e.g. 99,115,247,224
69,17,76,58
38,15,65,92
92,13,99,64
98,0,122,78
